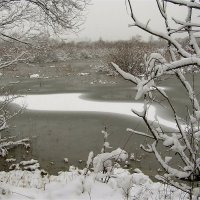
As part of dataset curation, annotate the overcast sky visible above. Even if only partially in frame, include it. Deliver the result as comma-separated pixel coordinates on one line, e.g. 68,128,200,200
66,0,194,42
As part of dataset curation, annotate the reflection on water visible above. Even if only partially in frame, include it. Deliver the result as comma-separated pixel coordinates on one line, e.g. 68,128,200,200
11,93,179,129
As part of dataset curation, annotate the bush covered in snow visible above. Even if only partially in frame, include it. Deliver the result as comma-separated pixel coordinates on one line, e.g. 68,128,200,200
0,152,191,200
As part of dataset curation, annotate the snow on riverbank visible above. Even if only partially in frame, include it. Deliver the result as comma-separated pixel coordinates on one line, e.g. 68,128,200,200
0,167,187,200
0,148,189,199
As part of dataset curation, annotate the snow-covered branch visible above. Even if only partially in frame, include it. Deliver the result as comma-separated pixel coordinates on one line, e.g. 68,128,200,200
152,142,190,179
0,138,30,157
152,57,200,75
163,0,200,9
115,1,200,197
0,52,27,69
172,18,200,28
127,0,191,58
111,62,139,84
126,128,154,139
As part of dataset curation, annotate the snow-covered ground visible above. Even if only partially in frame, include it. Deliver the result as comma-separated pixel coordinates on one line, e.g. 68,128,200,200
0,148,190,200
0,167,188,200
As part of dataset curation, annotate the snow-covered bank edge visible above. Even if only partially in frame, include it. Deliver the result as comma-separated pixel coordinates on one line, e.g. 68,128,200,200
0,135,192,200
0,167,187,200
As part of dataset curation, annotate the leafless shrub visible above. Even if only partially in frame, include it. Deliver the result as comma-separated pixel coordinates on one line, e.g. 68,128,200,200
107,40,155,75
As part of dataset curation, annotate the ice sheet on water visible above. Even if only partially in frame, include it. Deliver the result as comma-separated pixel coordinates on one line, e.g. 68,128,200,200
8,93,183,130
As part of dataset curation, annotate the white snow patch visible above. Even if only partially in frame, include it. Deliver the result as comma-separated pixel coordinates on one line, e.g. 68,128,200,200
30,74,39,79
93,148,128,173
20,159,38,166
6,93,183,130
0,168,189,200
129,153,135,161
24,163,40,171
78,72,90,76
64,158,69,163
6,158,16,163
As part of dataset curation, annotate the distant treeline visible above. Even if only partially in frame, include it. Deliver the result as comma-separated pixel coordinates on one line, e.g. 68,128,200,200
0,35,198,75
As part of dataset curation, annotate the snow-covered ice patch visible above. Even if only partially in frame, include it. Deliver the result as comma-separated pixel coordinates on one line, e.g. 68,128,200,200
8,93,151,115
30,74,39,79
64,158,69,163
78,72,90,76
6,93,182,130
